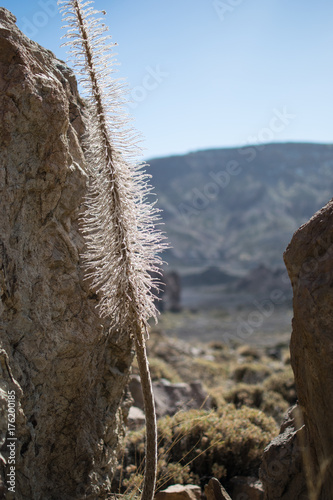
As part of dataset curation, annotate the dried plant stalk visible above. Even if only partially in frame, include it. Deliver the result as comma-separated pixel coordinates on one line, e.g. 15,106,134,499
58,1,167,498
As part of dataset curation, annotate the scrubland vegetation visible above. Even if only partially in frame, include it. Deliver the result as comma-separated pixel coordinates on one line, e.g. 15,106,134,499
114,319,295,496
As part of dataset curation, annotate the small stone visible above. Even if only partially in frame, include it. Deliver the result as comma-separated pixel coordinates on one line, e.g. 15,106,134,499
155,484,201,500
204,478,232,500
128,406,145,430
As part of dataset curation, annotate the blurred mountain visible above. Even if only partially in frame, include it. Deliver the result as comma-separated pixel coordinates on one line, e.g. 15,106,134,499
147,142,333,277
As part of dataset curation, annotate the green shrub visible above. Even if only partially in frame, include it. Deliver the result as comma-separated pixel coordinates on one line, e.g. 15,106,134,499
188,358,228,388
146,357,182,383
225,383,263,408
263,367,297,404
261,390,289,422
231,362,272,384
224,383,289,423
208,385,227,409
116,406,277,495
236,344,261,360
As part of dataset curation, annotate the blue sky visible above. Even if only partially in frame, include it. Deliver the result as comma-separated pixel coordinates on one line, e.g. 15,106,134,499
2,0,333,159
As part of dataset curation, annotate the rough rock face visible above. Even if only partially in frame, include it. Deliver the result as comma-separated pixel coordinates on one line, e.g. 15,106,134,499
230,476,264,500
259,405,307,499
0,8,133,499
260,201,333,499
260,200,333,500
283,200,333,499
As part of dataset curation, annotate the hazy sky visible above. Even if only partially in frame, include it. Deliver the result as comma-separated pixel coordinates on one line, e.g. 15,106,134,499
2,0,333,159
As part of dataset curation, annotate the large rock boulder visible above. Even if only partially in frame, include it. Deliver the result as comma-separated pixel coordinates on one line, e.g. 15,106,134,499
283,200,333,499
262,200,333,499
0,8,133,499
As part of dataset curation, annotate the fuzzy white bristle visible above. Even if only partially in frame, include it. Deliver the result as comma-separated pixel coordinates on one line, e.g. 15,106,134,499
58,2,166,499
58,0,167,337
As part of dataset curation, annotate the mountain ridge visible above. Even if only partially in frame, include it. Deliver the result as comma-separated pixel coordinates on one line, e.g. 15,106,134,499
146,142,333,276
147,141,333,162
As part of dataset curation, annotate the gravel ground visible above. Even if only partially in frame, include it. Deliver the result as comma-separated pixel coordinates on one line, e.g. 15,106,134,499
157,285,293,347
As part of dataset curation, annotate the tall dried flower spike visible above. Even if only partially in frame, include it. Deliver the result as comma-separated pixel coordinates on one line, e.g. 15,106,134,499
58,1,167,499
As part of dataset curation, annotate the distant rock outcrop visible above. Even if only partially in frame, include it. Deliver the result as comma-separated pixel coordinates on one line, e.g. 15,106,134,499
181,266,236,287
0,8,133,499
232,264,292,300
163,271,182,312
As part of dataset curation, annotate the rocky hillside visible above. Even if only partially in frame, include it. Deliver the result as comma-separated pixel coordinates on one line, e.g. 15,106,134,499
147,143,333,278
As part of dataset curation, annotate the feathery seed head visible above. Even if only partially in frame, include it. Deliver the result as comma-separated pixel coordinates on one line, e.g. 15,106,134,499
58,0,168,337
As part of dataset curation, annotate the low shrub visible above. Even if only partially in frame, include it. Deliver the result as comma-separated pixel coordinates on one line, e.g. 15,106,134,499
236,344,261,360
263,367,297,404
225,383,263,409
231,362,272,384
224,383,289,423
116,405,277,495
147,357,182,383
261,389,289,422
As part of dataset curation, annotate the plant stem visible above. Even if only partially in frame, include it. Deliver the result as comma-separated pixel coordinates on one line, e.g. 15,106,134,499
135,326,157,500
